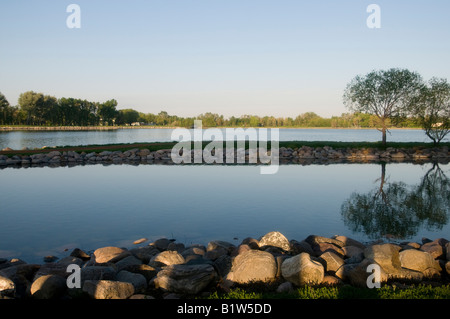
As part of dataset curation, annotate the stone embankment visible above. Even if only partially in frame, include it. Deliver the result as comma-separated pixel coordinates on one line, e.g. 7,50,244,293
1,232,449,299
1,145,449,168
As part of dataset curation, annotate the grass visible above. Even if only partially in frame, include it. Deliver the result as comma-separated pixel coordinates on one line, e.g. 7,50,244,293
204,284,450,300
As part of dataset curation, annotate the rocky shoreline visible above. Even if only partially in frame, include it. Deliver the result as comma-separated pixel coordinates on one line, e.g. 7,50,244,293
1,145,449,169
1,231,449,299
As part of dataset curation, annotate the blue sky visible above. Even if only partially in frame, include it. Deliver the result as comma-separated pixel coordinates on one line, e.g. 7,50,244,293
1,0,449,118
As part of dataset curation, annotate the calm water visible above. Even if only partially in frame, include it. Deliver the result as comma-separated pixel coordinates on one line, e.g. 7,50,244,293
0,128,439,150
0,162,448,263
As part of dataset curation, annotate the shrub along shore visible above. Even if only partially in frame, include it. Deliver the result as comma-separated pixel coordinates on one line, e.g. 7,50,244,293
0,142,449,168
0,231,449,299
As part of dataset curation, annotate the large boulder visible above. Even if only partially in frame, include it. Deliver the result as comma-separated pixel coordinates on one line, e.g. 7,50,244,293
319,251,345,273
364,244,401,273
399,249,442,278
116,270,148,293
82,280,135,299
149,251,185,268
154,264,217,295
93,247,131,264
0,275,15,295
281,253,324,286
30,275,67,299
420,239,447,260
258,231,291,251
225,250,277,284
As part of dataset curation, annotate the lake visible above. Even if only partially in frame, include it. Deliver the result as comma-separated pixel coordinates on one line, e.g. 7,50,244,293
0,128,440,150
0,162,448,263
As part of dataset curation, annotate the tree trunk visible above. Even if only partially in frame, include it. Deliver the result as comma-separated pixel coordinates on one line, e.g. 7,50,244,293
382,127,387,146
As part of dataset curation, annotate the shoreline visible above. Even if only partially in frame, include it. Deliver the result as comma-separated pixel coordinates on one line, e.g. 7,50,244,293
0,125,423,131
0,231,448,299
1,144,449,169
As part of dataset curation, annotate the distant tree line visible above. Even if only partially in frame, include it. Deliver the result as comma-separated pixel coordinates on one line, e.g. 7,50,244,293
0,90,420,129
1,71,449,146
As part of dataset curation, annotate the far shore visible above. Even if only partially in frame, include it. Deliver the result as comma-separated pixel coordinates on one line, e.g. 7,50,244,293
0,125,423,131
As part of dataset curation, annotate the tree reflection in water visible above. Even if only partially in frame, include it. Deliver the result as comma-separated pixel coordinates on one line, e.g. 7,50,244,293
341,162,450,240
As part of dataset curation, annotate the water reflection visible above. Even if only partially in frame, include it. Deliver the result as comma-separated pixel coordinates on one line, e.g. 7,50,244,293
341,162,450,240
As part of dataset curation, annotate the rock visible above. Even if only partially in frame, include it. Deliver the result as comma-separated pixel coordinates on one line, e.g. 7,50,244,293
116,270,147,293
420,238,447,259
82,280,135,299
130,246,160,264
305,235,345,257
207,240,235,253
342,246,364,259
0,275,15,295
149,250,185,268
335,259,387,287
151,238,172,251
154,264,217,295
258,231,291,251
276,281,294,293
322,275,342,286
446,243,450,261
70,248,90,261
241,237,259,250
43,256,58,263
226,250,277,284
289,240,314,255
399,249,441,278
138,149,151,157
333,236,365,249
281,253,324,286
30,275,66,299
93,246,131,264
319,251,345,273
364,244,401,273
446,262,450,275
204,247,228,260
46,151,61,158
114,255,143,272
120,264,157,281
305,235,345,248
80,266,116,283
133,238,147,245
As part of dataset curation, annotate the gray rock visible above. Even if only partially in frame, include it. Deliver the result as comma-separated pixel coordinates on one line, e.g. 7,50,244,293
116,270,147,293
0,275,15,295
130,246,160,264
154,264,217,295
149,251,185,268
93,246,131,264
364,243,402,273
281,253,324,286
80,266,116,283
319,251,345,273
399,249,442,278
115,255,142,272
82,280,134,299
226,250,277,284
30,275,66,299
258,231,291,251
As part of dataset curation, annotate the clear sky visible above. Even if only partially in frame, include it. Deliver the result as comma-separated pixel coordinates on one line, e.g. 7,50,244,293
1,0,449,118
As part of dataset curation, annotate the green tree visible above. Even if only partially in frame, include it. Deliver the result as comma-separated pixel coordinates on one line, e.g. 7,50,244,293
97,99,118,125
117,108,140,125
0,92,11,124
413,78,450,145
343,68,424,145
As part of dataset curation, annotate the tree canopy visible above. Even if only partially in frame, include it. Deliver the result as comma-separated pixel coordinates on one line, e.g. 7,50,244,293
343,68,424,145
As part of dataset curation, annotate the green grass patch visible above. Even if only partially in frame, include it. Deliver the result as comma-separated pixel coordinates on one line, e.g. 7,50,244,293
204,284,450,300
